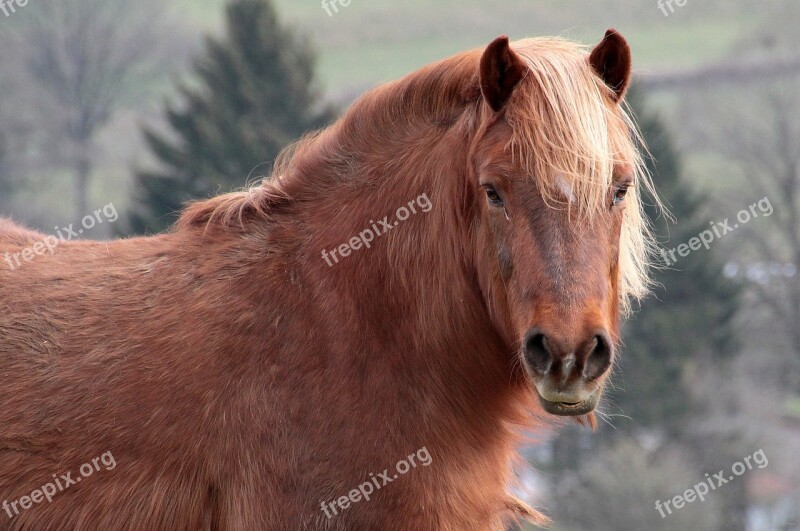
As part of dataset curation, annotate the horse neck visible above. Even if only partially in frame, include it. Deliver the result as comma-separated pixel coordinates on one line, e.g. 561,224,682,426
279,100,527,431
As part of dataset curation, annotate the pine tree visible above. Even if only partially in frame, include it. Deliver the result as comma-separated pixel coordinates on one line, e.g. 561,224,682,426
607,93,749,531
543,91,748,531
125,0,334,234
611,91,741,433
548,91,744,523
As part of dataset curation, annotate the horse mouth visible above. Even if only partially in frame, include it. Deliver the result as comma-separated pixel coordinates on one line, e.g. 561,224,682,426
537,390,600,417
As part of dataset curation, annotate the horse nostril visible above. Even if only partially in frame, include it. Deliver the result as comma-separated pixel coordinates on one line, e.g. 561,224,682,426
583,334,612,381
523,331,551,375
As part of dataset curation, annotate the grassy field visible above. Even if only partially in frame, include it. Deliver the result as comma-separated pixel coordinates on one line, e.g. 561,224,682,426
171,0,762,100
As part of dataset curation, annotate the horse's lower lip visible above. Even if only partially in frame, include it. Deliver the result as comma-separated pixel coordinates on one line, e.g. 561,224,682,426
537,392,599,416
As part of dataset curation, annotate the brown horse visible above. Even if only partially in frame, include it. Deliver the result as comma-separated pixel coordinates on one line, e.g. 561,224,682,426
0,30,656,530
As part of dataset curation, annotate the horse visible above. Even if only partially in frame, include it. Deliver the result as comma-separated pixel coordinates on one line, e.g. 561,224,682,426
0,30,656,530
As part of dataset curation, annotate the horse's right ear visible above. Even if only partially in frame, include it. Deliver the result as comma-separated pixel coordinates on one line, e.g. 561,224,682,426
589,29,632,102
479,36,527,112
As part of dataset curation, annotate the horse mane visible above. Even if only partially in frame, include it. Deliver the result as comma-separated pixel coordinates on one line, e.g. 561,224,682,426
174,181,290,232
176,37,657,315
506,38,658,315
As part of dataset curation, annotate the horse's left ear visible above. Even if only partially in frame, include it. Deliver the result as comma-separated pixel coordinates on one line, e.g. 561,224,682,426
589,29,632,102
480,35,527,112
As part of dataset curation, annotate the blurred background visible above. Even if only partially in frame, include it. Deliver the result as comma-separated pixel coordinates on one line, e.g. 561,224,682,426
1,1,798,529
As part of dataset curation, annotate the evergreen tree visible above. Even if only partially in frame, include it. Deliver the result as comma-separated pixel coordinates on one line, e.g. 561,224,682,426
547,91,741,459
547,91,746,531
611,91,741,434
126,0,335,234
599,92,749,531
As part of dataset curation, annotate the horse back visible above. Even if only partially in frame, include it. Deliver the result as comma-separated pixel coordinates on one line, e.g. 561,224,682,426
0,218,46,247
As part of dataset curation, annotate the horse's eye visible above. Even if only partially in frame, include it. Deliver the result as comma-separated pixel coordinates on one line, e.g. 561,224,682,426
484,185,504,207
612,184,630,206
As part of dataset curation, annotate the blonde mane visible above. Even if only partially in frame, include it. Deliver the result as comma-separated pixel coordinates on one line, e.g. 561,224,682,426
177,37,658,316
506,37,659,315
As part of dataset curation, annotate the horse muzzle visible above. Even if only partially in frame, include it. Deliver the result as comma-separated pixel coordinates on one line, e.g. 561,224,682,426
521,328,613,416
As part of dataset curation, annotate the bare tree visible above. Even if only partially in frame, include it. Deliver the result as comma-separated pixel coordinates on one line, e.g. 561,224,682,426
692,82,800,389
3,0,175,218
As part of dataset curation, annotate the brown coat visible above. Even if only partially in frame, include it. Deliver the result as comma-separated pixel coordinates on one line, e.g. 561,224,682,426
0,31,649,531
